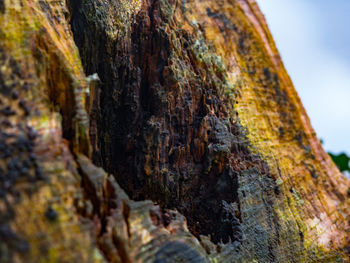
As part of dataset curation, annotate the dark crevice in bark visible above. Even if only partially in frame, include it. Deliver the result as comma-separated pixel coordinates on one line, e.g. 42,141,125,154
67,1,280,259
0,0,5,14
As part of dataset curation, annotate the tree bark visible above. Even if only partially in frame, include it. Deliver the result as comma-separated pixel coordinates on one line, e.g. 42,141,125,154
0,0,349,262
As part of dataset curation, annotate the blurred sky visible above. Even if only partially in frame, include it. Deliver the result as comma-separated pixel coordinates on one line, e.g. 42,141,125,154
256,0,350,155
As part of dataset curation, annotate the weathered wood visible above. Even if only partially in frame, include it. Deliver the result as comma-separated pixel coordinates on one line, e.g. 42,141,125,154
0,0,349,262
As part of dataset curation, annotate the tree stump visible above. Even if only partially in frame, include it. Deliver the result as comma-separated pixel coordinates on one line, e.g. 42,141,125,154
0,0,349,262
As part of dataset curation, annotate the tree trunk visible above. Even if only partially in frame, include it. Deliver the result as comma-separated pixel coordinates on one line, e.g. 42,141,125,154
0,0,349,262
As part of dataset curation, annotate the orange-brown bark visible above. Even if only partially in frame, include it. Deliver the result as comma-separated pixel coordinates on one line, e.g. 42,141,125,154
0,0,349,262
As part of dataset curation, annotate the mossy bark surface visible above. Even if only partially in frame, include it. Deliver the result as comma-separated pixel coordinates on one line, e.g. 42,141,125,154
0,0,349,262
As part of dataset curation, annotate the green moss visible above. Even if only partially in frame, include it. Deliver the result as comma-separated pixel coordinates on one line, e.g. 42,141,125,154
82,0,141,41
290,187,305,206
159,0,175,23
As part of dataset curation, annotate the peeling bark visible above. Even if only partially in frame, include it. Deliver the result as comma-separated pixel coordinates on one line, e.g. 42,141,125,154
0,0,349,262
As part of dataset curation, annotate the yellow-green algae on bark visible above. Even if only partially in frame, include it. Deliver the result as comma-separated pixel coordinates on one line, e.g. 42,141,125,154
0,0,98,262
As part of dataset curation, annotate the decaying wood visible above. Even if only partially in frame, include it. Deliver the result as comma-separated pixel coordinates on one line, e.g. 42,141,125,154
0,0,349,262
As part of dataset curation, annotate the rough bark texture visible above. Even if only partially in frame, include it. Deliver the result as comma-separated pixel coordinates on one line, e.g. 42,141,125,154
0,0,349,262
